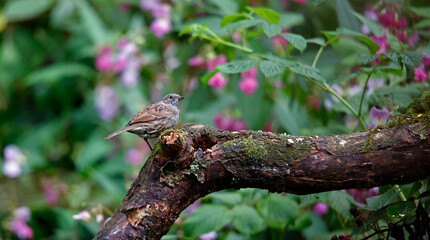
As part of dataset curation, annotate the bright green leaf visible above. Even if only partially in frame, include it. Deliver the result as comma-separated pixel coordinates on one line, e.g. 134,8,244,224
232,205,265,234
221,13,248,27
307,37,325,46
281,33,307,52
365,189,398,210
262,23,281,38
210,191,243,206
4,0,54,21
254,8,280,24
223,19,261,32
217,60,260,74
183,205,232,238
257,194,299,228
259,60,284,77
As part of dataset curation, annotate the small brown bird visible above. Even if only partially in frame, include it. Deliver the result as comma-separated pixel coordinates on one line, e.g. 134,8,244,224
104,93,184,150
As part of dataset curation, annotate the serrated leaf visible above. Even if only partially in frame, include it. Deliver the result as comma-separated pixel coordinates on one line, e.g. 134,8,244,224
223,19,260,32
262,23,281,38
365,189,398,210
387,201,416,216
4,0,54,21
217,60,259,74
401,51,424,79
232,205,265,234
281,33,307,52
257,194,299,228
183,205,232,238
307,37,325,46
221,13,248,27
259,60,284,77
254,8,280,24
326,191,353,219
289,65,326,84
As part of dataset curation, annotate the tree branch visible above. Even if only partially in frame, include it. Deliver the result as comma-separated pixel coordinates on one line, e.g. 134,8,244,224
94,95,430,240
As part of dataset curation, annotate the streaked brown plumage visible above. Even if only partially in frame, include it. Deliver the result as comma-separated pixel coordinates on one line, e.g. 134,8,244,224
104,93,184,150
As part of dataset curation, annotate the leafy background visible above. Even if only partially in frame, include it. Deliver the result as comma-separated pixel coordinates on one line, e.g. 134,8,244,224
0,0,429,239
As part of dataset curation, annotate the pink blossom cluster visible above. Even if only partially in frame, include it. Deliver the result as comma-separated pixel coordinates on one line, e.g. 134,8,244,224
239,68,259,95
414,55,430,82
368,106,390,129
272,28,290,52
344,187,379,204
95,37,142,88
362,5,419,47
10,207,33,239
2,144,25,178
141,0,172,38
42,180,68,206
188,54,228,71
214,114,247,131
313,202,329,216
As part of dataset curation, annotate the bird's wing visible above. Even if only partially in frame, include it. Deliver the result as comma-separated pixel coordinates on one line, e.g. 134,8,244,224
126,103,166,126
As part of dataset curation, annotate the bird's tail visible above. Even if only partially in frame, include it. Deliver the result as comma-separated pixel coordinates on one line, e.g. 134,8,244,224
104,126,135,140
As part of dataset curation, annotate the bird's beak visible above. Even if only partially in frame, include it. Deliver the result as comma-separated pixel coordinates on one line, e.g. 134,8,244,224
179,96,184,101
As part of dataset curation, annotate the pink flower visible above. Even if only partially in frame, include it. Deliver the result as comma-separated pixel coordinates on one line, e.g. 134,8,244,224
231,120,247,131
186,199,201,215
394,17,408,30
126,148,145,166
369,106,389,128
95,46,115,71
120,57,141,88
263,122,274,132
10,207,33,239
207,54,227,71
240,67,257,78
2,145,25,178
294,0,306,4
361,25,370,35
314,202,329,216
73,210,91,222
370,36,390,54
214,115,247,131
42,180,59,206
364,4,378,21
208,72,228,89
422,55,430,66
396,31,408,42
151,4,170,19
188,55,206,68
414,67,428,82
117,37,129,50
95,86,120,121
150,18,171,38
200,231,217,240
140,0,160,11
345,187,379,204
378,10,396,30
239,77,259,95
408,33,419,47
232,32,241,43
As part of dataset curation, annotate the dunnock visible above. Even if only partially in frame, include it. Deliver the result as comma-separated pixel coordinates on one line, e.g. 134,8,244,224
104,93,184,150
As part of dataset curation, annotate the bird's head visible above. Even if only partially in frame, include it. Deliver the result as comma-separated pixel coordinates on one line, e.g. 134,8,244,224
162,93,184,107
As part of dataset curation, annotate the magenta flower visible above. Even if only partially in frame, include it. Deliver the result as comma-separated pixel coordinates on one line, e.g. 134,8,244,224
10,207,33,239
239,77,259,95
117,37,129,50
361,25,371,35
188,55,206,67
240,67,257,78
314,202,329,216
200,231,217,240
422,55,430,66
140,0,160,11
214,115,247,131
414,67,428,82
232,32,241,43
396,31,408,42
364,4,378,21
207,54,227,71
345,187,379,204
369,106,389,128
208,72,228,89
73,210,91,222
95,46,115,71
378,10,396,30
370,36,390,54
294,0,306,4
408,33,420,47
151,4,170,18
95,86,120,121
231,120,247,131
150,18,171,38
42,180,59,206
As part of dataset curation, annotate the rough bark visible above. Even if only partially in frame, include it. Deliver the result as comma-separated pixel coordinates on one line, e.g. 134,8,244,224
94,95,430,240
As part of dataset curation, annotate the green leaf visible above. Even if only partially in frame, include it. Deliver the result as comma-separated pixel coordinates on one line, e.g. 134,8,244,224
259,60,284,77
220,13,248,27
353,12,385,36
292,211,312,230
281,33,307,52
273,97,308,135
262,23,282,38
289,65,326,84
335,0,361,32
74,0,109,44
387,201,416,217
409,7,430,18
327,72,361,86
183,205,232,238
365,189,398,210
256,53,295,66
415,19,430,29
232,205,265,234
370,83,428,110
307,37,325,46
326,191,353,219
257,194,299,228
217,60,260,74
223,19,261,32
254,8,280,24
4,0,54,21
210,191,243,206
25,63,94,85
278,12,305,28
